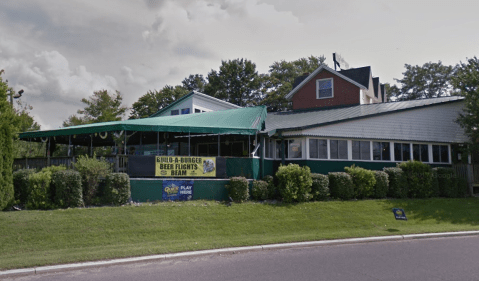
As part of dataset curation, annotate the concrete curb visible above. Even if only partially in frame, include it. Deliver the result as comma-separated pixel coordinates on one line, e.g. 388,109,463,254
2,230,479,278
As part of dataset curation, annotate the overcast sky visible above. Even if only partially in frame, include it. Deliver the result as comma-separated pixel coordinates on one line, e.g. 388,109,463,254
1,0,478,130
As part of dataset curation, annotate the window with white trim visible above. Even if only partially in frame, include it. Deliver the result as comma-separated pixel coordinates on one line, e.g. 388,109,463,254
413,144,429,162
181,108,190,114
264,138,274,159
288,139,302,159
432,145,449,163
171,109,179,115
316,78,333,99
373,142,390,161
394,143,410,161
330,140,348,159
309,139,327,159
352,140,371,160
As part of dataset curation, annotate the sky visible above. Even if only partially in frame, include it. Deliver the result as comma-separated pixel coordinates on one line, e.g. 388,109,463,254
0,0,478,130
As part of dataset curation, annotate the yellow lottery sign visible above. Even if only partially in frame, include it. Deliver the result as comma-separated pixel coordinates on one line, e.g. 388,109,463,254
155,156,216,177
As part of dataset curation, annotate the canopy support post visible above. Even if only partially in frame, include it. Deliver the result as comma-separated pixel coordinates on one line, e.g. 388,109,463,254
218,134,220,157
140,132,143,156
188,132,191,156
90,134,93,157
157,131,159,156
47,137,51,166
68,135,71,157
124,131,127,155
248,135,251,158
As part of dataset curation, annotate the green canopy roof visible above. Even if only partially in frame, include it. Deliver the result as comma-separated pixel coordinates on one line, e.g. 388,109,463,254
19,106,267,139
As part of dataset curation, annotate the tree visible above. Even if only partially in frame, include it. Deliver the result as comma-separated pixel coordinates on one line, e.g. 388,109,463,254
182,74,207,93
64,90,128,126
0,70,15,210
261,55,327,112
453,57,479,153
389,61,455,101
204,58,262,107
129,85,189,119
12,100,44,158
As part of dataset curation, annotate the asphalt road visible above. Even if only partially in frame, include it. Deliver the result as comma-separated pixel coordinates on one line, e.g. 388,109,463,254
5,236,479,281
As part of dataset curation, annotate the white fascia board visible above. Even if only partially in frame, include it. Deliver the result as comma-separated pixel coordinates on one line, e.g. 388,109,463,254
193,91,242,109
285,65,367,100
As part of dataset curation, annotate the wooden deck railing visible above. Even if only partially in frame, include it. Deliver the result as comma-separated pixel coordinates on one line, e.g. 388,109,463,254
13,155,129,173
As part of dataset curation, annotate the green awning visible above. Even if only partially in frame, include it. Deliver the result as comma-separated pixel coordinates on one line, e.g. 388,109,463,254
19,106,267,139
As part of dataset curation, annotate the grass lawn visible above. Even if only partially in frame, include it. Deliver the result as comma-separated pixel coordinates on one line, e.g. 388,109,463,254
1,197,479,270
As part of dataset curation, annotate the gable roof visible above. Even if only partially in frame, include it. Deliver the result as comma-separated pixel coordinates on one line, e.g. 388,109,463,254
372,77,379,98
285,65,367,100
20,106,267,139
338,66,371,89
380,84,386,101
149,91,240,117
264,96,464,134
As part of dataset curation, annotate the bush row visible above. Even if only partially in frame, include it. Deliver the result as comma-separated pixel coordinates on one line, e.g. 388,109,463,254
229,162,469,203
12,155,131,210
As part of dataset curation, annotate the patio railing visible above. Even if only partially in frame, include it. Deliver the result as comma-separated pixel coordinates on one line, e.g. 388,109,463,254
13,155,129,173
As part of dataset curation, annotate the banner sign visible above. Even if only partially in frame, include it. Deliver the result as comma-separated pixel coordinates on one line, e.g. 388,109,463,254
392,208,407,220
162,180,194,201
155,156,216,177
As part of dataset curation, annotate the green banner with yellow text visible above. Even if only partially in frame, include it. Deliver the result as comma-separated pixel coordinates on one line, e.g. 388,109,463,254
155,156,216,177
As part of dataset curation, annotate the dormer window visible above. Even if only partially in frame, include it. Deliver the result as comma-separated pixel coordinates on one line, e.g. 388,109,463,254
316,78,333,99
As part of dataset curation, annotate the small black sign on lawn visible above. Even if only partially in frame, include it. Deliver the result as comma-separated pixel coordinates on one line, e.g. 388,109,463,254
392,208,407,221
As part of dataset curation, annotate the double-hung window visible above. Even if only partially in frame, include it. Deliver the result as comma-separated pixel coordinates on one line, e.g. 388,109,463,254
413,144,429,162
352,141,371,160
432,145,449,163
309,139,328,159
394,143,410,161
373,142,391,161
264,138,274,159
316,78,333,99
288,139,302,159
330,140,348,159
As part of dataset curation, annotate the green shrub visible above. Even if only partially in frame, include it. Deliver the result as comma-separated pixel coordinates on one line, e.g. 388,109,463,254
344,165,376,199
104,173,131,206
41,165,66,203
26,170,54,210
226,177,249,203
435,167,457,198
383,167,408,198
311,173,329,201
328,172,354,200
52,170,83,208
263,175,278,200
430,168,439,197
252,180,269,200
399,161,433,198
74,154,111,206
275,164,313,203
13,169,35,205
373,171,389,199
0,121,14,210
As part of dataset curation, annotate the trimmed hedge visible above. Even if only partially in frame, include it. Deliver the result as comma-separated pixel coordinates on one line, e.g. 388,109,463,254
252,180,269,200
311,173,329,201
26,170,54,210
373,171,389,199
398,161,433,198
104,173,131,206
344,165,376,199
383,167,408,199
430,168,439,198
276,164,313,203
74,155,111,206
263,175,279,200
226,177,249,203
52,170,83,208
13,169,36,205
435,167,457,198
328,172,354,200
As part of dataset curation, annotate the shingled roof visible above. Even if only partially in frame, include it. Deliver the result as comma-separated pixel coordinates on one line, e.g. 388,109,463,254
338,66,371,89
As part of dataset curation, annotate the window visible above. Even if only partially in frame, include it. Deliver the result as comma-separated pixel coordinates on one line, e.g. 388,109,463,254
309,139,327,159
171,109,179,115
394,143,410,161
413,144,429,162
433,145,449,163
194,108,201,113
316,78,333,99
264,138,274,158
288,139,302,159
330,140,348,159
181,108,190,114
275,140,288,159
373,142,390,161
352,141,371,160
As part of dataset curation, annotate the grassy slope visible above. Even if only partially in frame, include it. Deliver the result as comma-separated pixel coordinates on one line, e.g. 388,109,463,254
1,198,479,269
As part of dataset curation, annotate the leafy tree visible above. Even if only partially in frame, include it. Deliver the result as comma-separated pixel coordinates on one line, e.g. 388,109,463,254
12,100,44,158
182,74,207,92
389,61,455,101
261,55,327,112
64,90,128,126
0,70,15,209
204,58,262,107
453,57,479,153
129,85,189,119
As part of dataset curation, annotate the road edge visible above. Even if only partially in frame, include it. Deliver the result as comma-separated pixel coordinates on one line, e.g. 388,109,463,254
2,230,479,278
